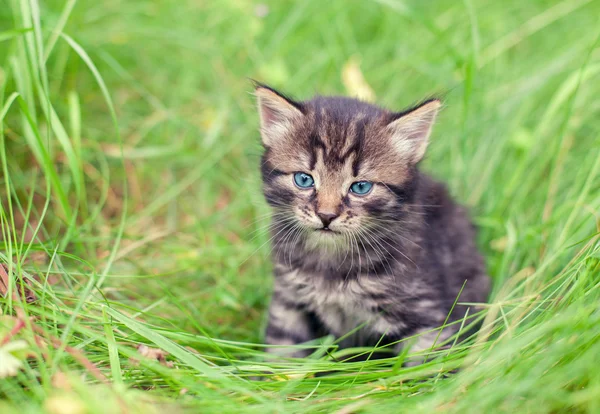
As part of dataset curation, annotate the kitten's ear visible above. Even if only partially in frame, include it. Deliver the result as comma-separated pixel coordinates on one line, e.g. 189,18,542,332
387,99,441,163
255,85,304,147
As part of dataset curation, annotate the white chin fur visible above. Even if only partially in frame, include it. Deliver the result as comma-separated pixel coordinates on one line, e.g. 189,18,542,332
305,230,348,253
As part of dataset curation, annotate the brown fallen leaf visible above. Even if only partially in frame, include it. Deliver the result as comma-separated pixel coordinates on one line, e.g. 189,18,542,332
0,263,37,304
38,327,109,383
0,311,107,383
0,316,26,346
137,344,173,367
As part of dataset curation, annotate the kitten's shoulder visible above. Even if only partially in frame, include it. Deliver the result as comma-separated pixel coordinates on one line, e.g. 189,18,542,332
416,173,460,214
416,172,477,236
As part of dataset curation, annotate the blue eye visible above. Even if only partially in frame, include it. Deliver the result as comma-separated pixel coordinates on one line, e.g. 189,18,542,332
350,181,373,195
293,172,315,189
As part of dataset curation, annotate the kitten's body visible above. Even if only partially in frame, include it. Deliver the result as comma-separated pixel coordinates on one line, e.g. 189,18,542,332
256,88,490,360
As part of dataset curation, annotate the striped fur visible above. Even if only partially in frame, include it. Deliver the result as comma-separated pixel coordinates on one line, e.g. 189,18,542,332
256,85,490,361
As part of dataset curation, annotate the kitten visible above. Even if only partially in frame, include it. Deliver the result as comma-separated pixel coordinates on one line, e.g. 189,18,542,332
255,83,490,362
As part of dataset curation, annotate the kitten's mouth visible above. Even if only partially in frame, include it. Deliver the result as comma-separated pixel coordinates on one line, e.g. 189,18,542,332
317,227,337,234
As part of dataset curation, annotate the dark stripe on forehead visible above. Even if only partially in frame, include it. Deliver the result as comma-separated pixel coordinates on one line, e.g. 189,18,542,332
308,108,327,170
351,117,367,176
319,116,367,174
309,133,327,170
315,118,366,169
306,105,372,172
339,137,360,162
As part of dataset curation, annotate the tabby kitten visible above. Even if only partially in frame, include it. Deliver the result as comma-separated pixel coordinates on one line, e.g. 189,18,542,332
256,83,490,362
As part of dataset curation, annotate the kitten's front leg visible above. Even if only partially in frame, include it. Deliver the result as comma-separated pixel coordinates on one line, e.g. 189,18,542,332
264,290,320,358
397,326,456,366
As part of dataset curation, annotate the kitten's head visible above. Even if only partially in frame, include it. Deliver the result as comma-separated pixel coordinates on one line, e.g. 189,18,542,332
256,84,440,251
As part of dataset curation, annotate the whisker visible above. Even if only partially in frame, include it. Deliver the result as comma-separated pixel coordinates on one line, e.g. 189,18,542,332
241,220,298,265
367,227,418,268
246,215,297,242
355,227,393,277
287,225,306,268
355,229,375,275
360,228,398,274
367,221,423,250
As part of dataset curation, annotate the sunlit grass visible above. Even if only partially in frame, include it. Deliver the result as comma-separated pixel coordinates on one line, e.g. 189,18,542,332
1,0,599,412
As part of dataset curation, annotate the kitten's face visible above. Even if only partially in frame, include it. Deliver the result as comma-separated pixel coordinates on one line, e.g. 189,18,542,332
256,85,440,250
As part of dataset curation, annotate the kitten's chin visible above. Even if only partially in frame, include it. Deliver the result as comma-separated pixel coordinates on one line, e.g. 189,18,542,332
304,229,347,253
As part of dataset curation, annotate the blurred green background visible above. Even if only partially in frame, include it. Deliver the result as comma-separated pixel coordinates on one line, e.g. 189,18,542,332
1,0,599,412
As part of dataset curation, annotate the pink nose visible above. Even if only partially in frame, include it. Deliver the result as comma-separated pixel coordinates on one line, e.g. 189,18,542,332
317,212,338,227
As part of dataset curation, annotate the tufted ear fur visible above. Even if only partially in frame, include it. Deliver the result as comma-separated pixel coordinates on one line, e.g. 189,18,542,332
386,99,441,163
255,85,304,147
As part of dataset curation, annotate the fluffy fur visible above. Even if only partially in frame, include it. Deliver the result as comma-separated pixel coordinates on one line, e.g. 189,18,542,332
256,84,490,361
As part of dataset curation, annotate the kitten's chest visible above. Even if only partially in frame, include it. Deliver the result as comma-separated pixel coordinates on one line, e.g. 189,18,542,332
279,268,396,337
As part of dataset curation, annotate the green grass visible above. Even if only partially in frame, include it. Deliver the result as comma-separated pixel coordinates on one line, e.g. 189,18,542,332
1,0,599,412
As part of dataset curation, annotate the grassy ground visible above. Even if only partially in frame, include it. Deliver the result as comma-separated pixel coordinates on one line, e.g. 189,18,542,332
1,0,599,412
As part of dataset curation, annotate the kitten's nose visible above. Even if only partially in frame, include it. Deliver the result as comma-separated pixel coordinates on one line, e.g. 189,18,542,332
317,212,339,228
